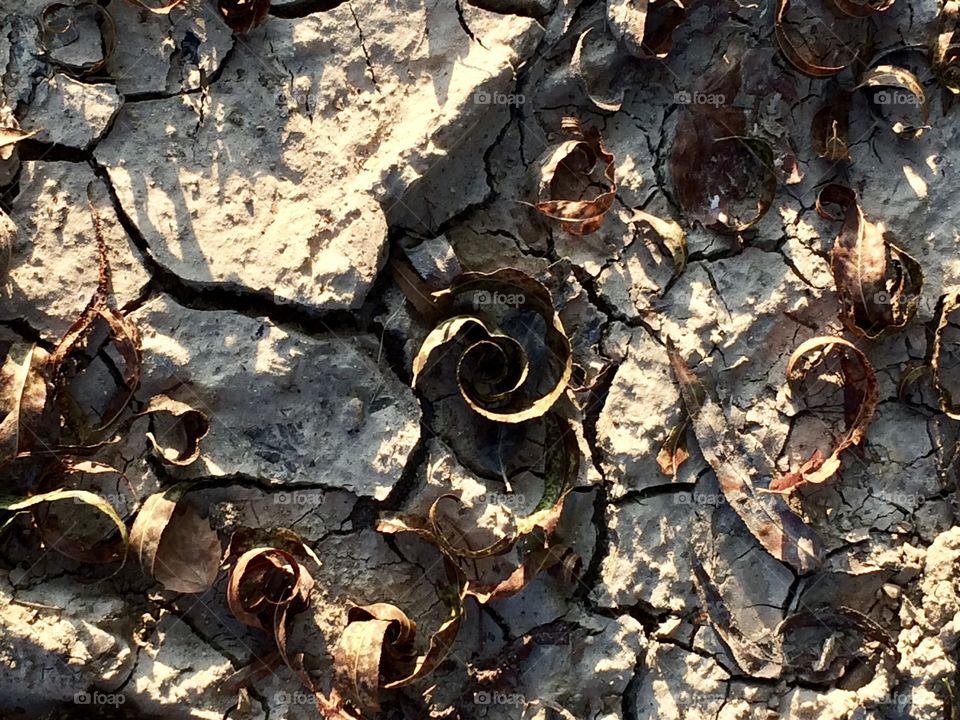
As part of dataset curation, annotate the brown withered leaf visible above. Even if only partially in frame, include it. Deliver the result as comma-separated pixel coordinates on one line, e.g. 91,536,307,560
933,0,960,93
469,543,577,604
531,118,616,236
670,53,777,234
218,0,271,33
768,336,878,494
632,209,687,276
0,344,47,465
811,92,852,161
130,486,221,593
30,461,132,564
818,183,924,338
333,604,418,713
856,65,929,138
0,485,127,558
667,341,822,572
778,606,899,683
606,0,686,59
332,552,467,715
0,126,38,161
137,395,209,466
412,270,572,424
50,195,142,445
933,289,960,420
41,2,117,77
657,418,691,478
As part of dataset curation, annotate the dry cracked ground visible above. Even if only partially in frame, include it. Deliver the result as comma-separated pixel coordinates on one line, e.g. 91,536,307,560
1,0,960,718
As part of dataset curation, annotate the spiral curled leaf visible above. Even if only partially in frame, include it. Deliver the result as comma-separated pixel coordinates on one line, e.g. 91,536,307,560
412,269,572,424
670,55,777,233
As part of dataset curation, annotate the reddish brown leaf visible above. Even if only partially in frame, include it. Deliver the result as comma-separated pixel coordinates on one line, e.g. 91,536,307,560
818,183,924,338
130,486,222,593
532,118,616,236
768,336,879,493
669,54,777,233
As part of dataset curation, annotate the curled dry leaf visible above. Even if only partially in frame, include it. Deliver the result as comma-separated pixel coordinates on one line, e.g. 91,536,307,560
818,183,924,338
767,337,879,494
632,209,687,277
778,606,899,683
0,485,127,562
531,118,616,236
137,395,209,466
130,486,221,593
572,28,627,112
933,289,960,420
776,0,892,76
606,0,687,59
412,269,572,424
667,341,822,572
218,0,271,33
932,0,960,93
670,54,777,233
0,343,47,465
811,92,852,161
41,2,117,77
333,552,467,715
49,196,142,445
855,65,929,138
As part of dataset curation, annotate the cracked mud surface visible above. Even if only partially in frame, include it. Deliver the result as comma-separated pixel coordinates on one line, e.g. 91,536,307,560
1,0,960,719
